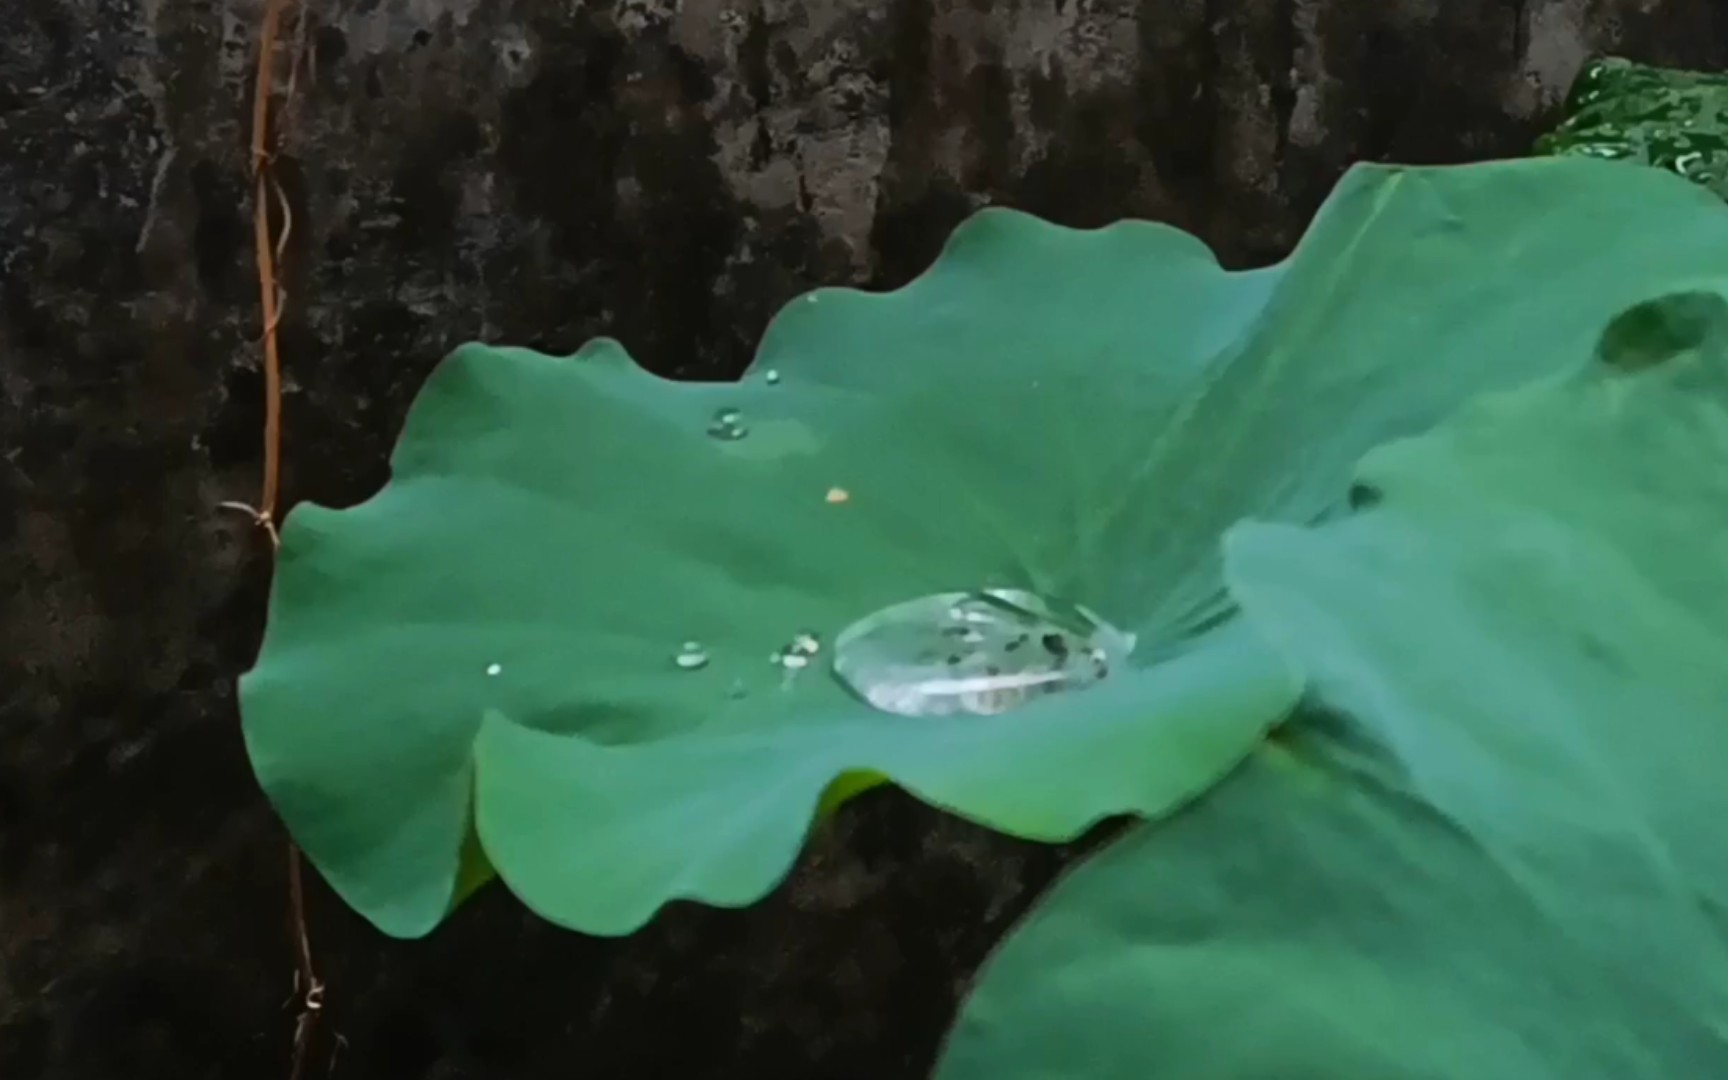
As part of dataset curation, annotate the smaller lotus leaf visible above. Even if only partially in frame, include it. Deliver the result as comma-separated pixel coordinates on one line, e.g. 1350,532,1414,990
1536,55,1728,200
242,156,1728,938
937,291,1728,1079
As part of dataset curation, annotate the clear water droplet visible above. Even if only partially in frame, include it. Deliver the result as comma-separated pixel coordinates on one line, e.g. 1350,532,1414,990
771,632,820,662
485,662,503,676
674,641,710,670
832,589,1135,718
768,631,823,685
707,407,748,441
764,369,781,385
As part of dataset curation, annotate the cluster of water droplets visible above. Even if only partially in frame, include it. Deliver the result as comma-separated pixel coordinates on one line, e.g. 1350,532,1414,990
771,631,821,687
706,407,748,441
674,641,710,670
702,370,782,443
664,592,1132,718
683,353,1134,718
830,588,1136,718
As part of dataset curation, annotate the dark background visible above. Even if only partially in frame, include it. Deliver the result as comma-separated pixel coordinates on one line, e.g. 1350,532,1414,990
4,1,1726,1077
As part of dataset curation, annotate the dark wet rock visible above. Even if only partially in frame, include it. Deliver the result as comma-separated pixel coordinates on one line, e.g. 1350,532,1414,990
4,1,1726,1077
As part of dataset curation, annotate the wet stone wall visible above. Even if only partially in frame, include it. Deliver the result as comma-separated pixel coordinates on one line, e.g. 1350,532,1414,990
4,1,1727,1076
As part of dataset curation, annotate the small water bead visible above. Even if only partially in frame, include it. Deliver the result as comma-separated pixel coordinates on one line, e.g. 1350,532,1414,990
770,631,822,681
773,632,820,663
707,407,749,441
832,589,1135,718
674,641,711,670
764,369,781,385
485,662,503,677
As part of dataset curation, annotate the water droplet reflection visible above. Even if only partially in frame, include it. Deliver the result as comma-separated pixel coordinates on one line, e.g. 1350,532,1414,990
832,589,1135,717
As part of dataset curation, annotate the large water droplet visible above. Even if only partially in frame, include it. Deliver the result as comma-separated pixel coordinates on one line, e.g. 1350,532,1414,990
832,589,1135,717
674,641,710,670
707,407,748,441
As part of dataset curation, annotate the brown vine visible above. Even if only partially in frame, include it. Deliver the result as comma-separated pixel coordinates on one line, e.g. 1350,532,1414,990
223,0,325,1076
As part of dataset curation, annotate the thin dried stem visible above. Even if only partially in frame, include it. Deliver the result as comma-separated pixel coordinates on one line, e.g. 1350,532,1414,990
286,842,325,1080
247,2,326,1078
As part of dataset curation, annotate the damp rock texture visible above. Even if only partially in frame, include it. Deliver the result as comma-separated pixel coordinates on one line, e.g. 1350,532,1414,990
2,1,1724,1076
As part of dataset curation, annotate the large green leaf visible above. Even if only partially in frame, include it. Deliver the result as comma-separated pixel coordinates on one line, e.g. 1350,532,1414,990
938,291,1728,1078
241,157,1728,939
1536,56,1728,200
